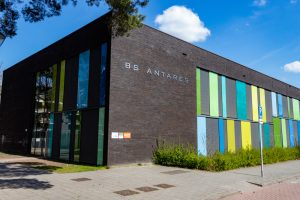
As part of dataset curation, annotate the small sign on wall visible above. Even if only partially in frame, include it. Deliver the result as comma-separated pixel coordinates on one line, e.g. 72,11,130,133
111,132,131,139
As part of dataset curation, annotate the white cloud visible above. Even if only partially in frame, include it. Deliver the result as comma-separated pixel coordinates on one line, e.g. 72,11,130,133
284,61,300,73
155,6,211,43
290,0,298,4
253,0,267,6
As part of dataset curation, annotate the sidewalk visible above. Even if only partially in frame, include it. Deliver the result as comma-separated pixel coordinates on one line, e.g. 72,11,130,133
1,156,300,200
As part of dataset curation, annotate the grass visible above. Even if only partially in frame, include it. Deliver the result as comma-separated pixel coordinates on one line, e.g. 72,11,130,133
153,143,300,171
33,164,107,174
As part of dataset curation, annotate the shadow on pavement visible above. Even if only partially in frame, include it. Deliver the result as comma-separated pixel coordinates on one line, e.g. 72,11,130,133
0,162,53,178
0,178,53,190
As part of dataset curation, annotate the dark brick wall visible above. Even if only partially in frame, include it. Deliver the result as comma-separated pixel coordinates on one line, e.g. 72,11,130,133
108,25,300,165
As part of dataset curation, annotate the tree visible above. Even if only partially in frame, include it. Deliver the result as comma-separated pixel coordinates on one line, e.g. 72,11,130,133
0,0,149,38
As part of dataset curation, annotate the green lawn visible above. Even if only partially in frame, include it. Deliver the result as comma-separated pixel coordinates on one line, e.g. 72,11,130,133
33,164,107,174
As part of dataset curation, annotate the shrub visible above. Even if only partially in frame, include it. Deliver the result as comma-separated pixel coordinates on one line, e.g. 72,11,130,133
152,143,300,172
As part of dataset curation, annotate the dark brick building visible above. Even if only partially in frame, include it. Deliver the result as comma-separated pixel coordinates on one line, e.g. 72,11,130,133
1,13,300,166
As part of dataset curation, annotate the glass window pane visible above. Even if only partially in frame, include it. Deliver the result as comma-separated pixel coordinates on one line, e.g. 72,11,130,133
74,111,81,162
100,43,108,106
60,112,72,161
58,60,66,111
77,50,90,108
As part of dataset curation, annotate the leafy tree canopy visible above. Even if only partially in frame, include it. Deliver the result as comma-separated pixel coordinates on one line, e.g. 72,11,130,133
0,0,149,38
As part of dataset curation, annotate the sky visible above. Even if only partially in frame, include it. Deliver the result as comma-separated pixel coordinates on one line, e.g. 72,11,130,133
0,0,300,87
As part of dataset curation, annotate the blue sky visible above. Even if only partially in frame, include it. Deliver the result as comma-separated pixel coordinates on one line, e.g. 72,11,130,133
1,0,300,87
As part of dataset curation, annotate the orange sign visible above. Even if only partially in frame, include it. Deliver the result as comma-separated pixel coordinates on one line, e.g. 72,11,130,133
123,132,131,139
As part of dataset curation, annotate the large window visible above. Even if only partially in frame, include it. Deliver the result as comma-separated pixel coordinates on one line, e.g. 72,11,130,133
31,68,54,156
77,50,90,108
74,111,81,162
60,112,72,161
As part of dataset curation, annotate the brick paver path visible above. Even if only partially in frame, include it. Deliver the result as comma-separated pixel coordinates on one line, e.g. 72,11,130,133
1,157,300,200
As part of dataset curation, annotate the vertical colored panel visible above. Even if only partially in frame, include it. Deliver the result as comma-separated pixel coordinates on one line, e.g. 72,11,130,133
236,81,247,120
273,118,282,147
277,94,283,117
200,70,210,115
289,120,294,147
196,68,201,115
222,76,227,118
100,43,108,106
207,118,219,155
74,111,81,162
265,91,273,122
226,78,237,118
51,64,57,112
219,119,225,154
271,92,278,117
97,108,105,165
281,119,287,148
293,99,300,120
235,121,242,149
251,122,259,149
294,121,298,146
263,123,270,148
209,72,219,117
227,120,235,153
60,112,71,161
282,96,288,118
290,98,294,119
246,85,253,120
287,97,291,118
58,60,65,111
197,117,207,156
251,86,258,121
298,121,300,146
46,113,54,158
77,50,90,108
241,121,252,149
259,88,267,122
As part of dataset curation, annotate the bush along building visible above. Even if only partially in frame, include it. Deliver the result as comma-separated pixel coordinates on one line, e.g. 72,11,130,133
1,12,300,166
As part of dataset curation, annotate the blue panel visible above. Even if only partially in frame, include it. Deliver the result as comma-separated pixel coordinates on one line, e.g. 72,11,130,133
222,76,227,118
100,43,108,106
277,94,283,117
197,117,207,156
289,120,295,147
219,119,225,153
77,50,90,108
272,92,278,117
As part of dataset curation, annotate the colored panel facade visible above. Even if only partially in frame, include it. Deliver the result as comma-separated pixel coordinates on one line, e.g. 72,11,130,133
241,121,252,149
219,119,225,153
197,117,207,156
222,76,227,118
259,88,267,122
196,68,201,115
263,123,270,148
251,86,258,121
289,120,294,147
200,70,210,115
281,119,287,148
278,94,283,117
251,122,260,149
293,99,300,120
273,118,282,147
236,81,247,120
227,120,235,152
77,50,90,108
209,72,219,117
271,92,278,117
206,118,219,155
226,78,237,118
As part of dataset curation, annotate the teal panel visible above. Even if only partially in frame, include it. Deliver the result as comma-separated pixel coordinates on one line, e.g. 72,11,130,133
236,81,247,120
263,123,270,148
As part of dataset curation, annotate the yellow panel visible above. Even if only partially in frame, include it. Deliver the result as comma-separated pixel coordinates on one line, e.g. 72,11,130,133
241,121,252,149
227,120,236,153
251,86,258,122
259,88,267,122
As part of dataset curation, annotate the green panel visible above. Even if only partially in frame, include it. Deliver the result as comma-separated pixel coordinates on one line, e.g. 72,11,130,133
97,108,105,165
293,99,300,120
58,60,66,112
196,68,201,116
273,117,282,147
51,64,57,112
236,81,247,120
74,111,81,162
281,119,287,148
209,72,219,117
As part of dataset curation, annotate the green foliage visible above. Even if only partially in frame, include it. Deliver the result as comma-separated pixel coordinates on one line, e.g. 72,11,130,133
153,144,300,171
0,0,149,38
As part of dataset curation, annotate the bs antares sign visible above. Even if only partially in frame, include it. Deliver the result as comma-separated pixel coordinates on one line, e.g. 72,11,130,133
123,62,190,84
